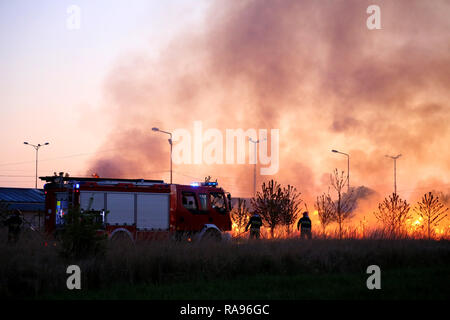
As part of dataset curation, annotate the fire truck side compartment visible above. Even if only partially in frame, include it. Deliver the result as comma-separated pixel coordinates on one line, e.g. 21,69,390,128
136,193,170,230
79,191,105,211
106,192,134,225
79,190,170,230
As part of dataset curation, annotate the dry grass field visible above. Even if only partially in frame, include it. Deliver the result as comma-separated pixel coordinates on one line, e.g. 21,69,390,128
1,227,449,299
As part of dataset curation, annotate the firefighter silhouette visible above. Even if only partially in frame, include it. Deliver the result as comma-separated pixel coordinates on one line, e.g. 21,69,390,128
297,211,312,239
5,209,23,243
245,213,263,239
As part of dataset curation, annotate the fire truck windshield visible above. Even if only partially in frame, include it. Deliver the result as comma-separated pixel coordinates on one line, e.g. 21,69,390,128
198,193,208,210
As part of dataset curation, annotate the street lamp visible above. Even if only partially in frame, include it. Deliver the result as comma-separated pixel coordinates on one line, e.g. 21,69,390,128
249,137,266,197
152,127,173,184
385,154,402,195
331,149,350,192
23,141,49,189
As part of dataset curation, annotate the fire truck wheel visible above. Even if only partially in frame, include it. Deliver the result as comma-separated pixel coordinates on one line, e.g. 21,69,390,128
110,231,134,246
202,229,222,242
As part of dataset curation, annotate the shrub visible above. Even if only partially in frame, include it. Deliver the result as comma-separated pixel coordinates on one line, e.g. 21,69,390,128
59,207,108,259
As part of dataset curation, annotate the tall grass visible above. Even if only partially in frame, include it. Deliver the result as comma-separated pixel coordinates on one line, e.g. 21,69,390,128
0,227,449,299
242,225,450,240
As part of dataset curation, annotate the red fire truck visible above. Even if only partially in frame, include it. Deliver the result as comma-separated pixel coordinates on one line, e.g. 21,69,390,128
40,175,233,242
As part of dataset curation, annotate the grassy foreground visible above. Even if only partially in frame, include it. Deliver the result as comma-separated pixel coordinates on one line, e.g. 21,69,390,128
1,228,449,299
48,266,449,300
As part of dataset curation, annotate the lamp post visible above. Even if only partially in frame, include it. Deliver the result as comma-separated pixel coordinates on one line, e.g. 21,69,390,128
249,138,259,197
331,149,350,192
152,127,173,184
249,137,266,197
23,142,49,189
385,154,402,195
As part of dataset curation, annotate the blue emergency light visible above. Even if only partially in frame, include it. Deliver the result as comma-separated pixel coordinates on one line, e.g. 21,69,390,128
190,181,218,187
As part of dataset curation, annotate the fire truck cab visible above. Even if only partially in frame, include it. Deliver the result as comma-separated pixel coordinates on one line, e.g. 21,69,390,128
40,175,233,242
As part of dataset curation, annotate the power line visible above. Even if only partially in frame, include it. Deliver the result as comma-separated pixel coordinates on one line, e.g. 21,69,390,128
0,175,35,177
0,180,36,183
1,138,174,168
0,147,120,167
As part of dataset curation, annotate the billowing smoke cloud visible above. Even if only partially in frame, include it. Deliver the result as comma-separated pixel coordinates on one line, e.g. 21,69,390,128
87,0,450,218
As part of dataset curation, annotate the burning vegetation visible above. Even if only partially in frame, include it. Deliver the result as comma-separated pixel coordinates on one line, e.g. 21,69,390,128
230,172,450,240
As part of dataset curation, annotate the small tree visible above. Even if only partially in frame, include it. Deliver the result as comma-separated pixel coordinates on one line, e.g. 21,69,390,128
60,207,108,259
251,180,303,238
414,192,448,240
315,192,334,236
279,185,302,235
374,193,410,237
329,169,356,239
251,180,282,238
231,198,250,234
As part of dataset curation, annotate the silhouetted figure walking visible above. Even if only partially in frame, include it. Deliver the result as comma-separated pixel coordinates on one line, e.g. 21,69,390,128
5,210,23,243
297,211,312,240
245,213,263,239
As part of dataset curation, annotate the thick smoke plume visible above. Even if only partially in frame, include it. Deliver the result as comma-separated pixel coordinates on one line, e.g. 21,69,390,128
88,0,450,221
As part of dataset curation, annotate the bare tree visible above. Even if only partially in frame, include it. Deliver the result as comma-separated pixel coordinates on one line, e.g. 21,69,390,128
414,192,448,240
374,193,411,237
315,192,334,235
251,180,281,238
279,185,302,235
329,169,356,239
231,198,250,234
431,190,450,207
251,180,304,238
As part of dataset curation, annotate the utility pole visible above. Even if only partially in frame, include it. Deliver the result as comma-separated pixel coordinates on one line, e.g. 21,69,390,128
23,142,49,189
152,127,173,184
385,154,402,194
249,137,260,197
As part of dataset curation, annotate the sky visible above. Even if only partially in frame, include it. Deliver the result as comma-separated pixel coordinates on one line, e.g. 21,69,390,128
1,0,450,222
0,0,208,186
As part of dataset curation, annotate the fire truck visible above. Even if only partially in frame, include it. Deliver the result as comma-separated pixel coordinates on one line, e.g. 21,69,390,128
40,175,233,242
